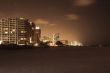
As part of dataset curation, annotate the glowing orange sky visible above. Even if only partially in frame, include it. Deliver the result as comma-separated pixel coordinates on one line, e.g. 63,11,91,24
0,0,110,45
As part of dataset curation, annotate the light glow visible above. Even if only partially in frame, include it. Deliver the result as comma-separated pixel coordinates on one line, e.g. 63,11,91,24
70,41,83,46
35,26,40,29
0,41,2,44
34,43,39,47
20,17,24,20
30,37,32,43
4,32,8,34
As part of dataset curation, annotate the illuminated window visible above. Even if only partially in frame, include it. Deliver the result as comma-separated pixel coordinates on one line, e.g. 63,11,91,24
4,28,8,30
21,31,26,33
12,29,16,32
0,41,2,44
20,38,26,40
4,32,8,34
20,17,24,20
35,26,40,29
20,38,24,40
34,43,39,47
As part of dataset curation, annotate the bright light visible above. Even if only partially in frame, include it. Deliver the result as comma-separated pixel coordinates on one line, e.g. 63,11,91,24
34,43,39,47
35,26,40,29
20,38,26,40
20,17,24,20
0,41,2,44
30,37,32,43
30,22,32,24
70,41,83,46
43,40,49,43
18,44,25,46
4,32,8,34
21,31,26,33
74,41,78,46
12,29,16,32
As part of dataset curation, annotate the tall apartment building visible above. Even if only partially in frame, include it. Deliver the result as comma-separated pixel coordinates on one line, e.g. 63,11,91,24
0,17,31,45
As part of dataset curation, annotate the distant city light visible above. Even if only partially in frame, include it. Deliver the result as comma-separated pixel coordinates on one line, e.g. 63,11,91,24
34,43,39,47
35,26,40,29
30,22,32,24
12,29,16,32
69,41,83,46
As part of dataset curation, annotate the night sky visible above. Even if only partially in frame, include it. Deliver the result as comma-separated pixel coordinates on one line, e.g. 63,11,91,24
0,0,110,45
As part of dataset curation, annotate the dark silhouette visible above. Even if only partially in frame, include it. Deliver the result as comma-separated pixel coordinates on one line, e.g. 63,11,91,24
55,41,64,46
39,41,50,48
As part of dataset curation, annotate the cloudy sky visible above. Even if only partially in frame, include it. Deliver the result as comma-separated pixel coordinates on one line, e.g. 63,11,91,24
0,0,110,45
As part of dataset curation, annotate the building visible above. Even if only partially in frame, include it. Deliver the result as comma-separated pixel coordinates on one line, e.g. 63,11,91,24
30,22,41,46
0,17,31,45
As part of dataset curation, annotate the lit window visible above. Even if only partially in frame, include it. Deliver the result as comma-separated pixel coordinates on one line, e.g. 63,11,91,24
4,32,8,34
21,31,26,33
20,17,24,20
35,26,40,29
20,38,26,40
20,38,24,40
4,28,8,30
0,41,2,44
12,29,16,32
34,43,39,47
11,31,15,34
